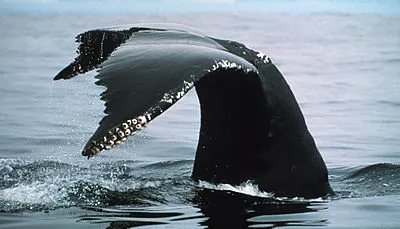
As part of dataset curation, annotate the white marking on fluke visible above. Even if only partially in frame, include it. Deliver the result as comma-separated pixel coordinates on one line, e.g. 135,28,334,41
256,52,270,64
211,59,239,71
161,80,194,105
84,113,152,157
137,116,147,125
209,59,256,74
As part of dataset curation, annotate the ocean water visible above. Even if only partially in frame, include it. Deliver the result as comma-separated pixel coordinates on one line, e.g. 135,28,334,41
0,13,399,228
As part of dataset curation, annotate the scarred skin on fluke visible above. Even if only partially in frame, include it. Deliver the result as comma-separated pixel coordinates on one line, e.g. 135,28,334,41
54,24,334,198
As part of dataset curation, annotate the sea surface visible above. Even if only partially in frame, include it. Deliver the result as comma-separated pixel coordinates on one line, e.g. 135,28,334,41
0,13,399,228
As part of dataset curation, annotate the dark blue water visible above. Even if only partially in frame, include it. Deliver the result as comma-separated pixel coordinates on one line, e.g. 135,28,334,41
1,13,399,228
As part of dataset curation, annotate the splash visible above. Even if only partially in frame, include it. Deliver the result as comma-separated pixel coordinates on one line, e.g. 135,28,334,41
198,180,329,202
198,180,274,198
0,158,194,213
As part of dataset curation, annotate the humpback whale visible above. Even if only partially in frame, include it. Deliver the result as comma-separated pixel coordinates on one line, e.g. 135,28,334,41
54,24,333,198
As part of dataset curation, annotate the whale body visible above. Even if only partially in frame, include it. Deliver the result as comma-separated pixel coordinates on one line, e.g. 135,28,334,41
54,25,333,198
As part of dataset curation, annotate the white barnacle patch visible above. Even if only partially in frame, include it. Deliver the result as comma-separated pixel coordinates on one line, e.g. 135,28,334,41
93,147,100,154
137,116,147,125
174,81,193,100
211,59,239,71
183,80,194,91
256,52,270,64
117,130,125,138
161,93,174,104
99,114,152,151
89,117,150,155
160,80,193,105
176,91,184,99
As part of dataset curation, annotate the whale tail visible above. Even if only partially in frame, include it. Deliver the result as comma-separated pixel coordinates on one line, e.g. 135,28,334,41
54,25,333,198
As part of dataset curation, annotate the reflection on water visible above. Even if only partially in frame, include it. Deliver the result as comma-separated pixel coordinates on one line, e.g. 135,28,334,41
78,189,329,229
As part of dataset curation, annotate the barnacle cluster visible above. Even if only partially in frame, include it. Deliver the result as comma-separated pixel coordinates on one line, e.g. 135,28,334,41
161,80,194,104
83,114,151,158
209,59,255,73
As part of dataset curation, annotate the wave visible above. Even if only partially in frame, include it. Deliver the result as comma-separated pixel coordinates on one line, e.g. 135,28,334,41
0,158,194,213
376,100,400,108
332,163,400,198
2,158,398,213
347,163,400,179
0,158,327,213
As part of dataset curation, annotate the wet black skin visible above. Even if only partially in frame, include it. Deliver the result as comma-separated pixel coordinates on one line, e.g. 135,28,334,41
193,67,332,198
54,25,334,198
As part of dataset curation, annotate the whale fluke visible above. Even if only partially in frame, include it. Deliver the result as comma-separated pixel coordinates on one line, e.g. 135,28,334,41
54,25,333,198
